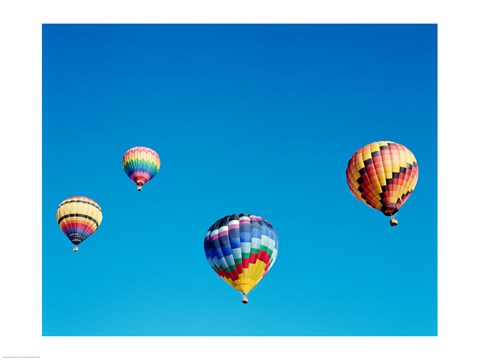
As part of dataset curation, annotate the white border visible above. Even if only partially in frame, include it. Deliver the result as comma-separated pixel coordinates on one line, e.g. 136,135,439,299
1,1,479,359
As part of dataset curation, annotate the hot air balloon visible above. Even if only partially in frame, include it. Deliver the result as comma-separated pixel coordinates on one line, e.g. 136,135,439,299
346,141,419,226
204,214,278,304
56,196,103,252
122,146,161,191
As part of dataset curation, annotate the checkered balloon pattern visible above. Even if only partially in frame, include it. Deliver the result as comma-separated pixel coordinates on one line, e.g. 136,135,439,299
204,214,279,299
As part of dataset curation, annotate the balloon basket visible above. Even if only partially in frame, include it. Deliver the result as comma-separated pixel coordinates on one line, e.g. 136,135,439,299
241,294,248,304
137,186,143,191
390,217,399,226
73,245,79,252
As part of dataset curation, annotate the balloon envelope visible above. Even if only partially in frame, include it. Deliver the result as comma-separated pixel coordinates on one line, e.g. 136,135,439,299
56,196,103,251
122,146,160,191
204,214,278,302
346,140,419,223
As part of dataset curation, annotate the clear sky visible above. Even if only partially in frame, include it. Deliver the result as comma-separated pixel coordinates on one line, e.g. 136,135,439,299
42,24,437,336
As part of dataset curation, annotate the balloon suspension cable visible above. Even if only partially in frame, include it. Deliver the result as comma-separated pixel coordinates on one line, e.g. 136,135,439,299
390,216,399,227
241,293,248,304
73,245,79,252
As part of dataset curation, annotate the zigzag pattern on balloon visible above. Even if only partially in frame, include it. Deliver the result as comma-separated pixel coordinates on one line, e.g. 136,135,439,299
346,141,419,223
122,146,161,190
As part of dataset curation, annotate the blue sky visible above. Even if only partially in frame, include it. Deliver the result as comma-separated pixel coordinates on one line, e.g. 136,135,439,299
42,24,437,336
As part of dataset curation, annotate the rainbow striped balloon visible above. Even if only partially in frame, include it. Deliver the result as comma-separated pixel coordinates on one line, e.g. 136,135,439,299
56,196,103,252
346,140,419,226
204,214,279,304
122,146,161,191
